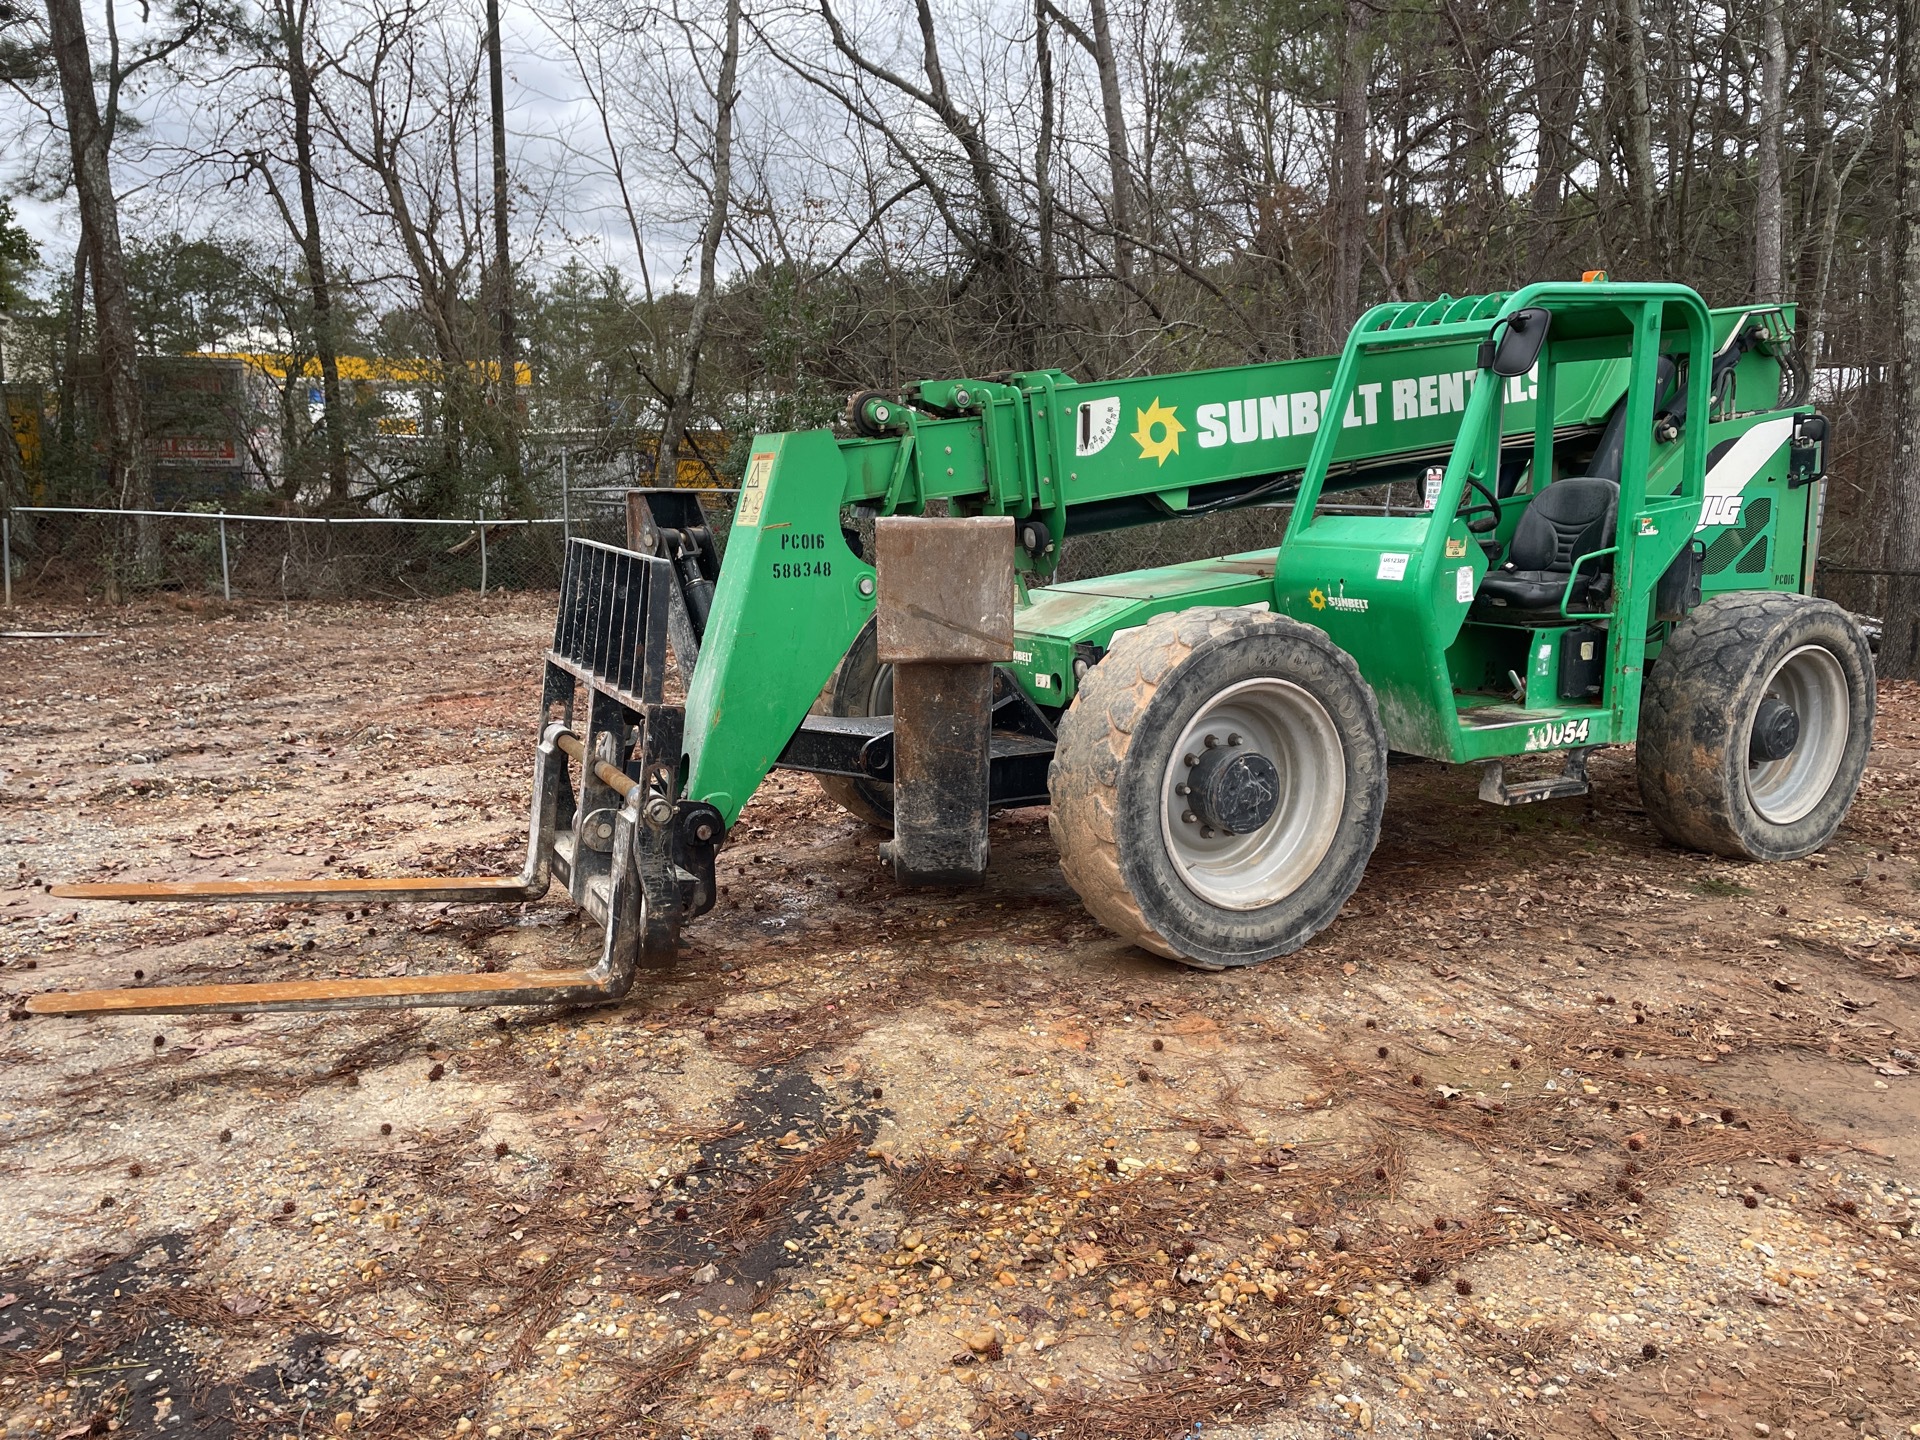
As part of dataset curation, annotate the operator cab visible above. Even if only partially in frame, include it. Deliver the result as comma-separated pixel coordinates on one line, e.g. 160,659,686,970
1469,354,1685,622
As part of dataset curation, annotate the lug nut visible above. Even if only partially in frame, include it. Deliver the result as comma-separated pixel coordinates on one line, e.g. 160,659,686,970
1203,734,1218,748
1227,733,1242,746
1181,811,1197,825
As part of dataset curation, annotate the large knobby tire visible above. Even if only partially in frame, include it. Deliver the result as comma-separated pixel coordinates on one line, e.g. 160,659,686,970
1049,608,1388,968
814,617,896,829
1637,592,1875,862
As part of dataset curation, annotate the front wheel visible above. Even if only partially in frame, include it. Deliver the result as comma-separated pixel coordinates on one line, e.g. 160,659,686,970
1636,592,1875,861
813,617,896,829
1048,608,1387,968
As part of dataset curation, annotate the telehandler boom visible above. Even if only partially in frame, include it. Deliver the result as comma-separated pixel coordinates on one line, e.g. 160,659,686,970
26,279,1871,1016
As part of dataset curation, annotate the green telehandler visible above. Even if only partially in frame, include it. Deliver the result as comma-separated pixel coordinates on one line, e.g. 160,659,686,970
27,278,1873,1016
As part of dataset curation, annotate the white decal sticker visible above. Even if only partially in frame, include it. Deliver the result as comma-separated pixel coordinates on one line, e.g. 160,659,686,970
1698,415,1794,531
1309,586,1367,613
1523,718,1593,752
1076,397,1121,456
1457,566,1475,603
1422,467,1445,511
1377,552,1410,582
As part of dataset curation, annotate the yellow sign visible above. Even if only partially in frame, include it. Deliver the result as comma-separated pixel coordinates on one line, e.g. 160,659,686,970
1445,537,1467,558
738,450,776,526
6,391,41,475
1132,398,1183,466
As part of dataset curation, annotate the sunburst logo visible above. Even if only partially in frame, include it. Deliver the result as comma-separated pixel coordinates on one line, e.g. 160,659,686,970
1308,587,1327,610
1132,398,1184,465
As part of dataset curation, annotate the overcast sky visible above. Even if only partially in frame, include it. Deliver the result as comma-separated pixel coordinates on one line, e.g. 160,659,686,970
4,1,727,294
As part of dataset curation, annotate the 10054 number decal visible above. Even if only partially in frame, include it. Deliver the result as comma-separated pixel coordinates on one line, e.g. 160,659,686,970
1523,717,1591,751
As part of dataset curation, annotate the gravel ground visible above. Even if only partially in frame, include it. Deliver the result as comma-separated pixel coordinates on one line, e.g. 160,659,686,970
2,592,1918,1440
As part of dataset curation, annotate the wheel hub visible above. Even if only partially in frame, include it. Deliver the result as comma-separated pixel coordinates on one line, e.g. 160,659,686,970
1183,738,1280,835
1748,696,1800,763
1159,679,1347,912
1745,645,1849,826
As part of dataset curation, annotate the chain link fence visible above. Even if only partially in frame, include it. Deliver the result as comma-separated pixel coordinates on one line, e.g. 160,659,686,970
0,492,668,603
0,489,1888,627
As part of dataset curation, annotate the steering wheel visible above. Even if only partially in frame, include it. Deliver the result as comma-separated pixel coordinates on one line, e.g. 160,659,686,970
1456,474,1502,535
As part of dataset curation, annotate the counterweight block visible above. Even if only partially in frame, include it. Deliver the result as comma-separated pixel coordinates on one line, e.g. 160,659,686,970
873,517,1015,886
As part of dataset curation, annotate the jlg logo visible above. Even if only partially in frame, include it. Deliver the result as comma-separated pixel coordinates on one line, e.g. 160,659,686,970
1699,494,1743,528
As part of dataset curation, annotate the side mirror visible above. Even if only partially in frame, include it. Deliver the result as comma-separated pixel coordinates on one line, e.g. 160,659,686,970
1483,307,1551,378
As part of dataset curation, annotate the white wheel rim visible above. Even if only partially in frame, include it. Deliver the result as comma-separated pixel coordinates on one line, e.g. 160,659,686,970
1158,678,1347,910
1745,644,1849,826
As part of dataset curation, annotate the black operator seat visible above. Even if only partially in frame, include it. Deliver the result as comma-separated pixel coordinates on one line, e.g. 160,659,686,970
1470,356,1674,620
1470,477,1618,615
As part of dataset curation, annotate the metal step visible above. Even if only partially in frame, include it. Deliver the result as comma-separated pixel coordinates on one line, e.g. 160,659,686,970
1477,748,1593,806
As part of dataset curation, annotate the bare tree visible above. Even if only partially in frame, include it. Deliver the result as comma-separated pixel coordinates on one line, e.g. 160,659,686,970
1755,0,1787,302
1042,0,1135,287
1330,0,1370,342
1528,0,1590,274
311,0,526,513
485,0,520,489
1613,0,1657,269
45,0,150,583
657,0,741,488
240,0,355,506
1889,0,1920,676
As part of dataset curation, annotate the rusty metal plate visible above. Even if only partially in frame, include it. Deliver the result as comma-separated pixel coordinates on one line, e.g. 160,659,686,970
874,517,1015,664
50,875,541,904
25,968,609,1017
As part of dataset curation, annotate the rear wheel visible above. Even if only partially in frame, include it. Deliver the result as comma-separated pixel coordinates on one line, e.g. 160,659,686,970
814,617,895,829
1636,592,1875,861
1049,608,1387,968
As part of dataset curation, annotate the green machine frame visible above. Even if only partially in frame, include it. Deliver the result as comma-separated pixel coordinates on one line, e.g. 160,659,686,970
29,279,1835,1016
691,281,1818,821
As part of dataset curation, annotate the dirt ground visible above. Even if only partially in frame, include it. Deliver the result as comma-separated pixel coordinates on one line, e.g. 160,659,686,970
2,592,1918,1440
